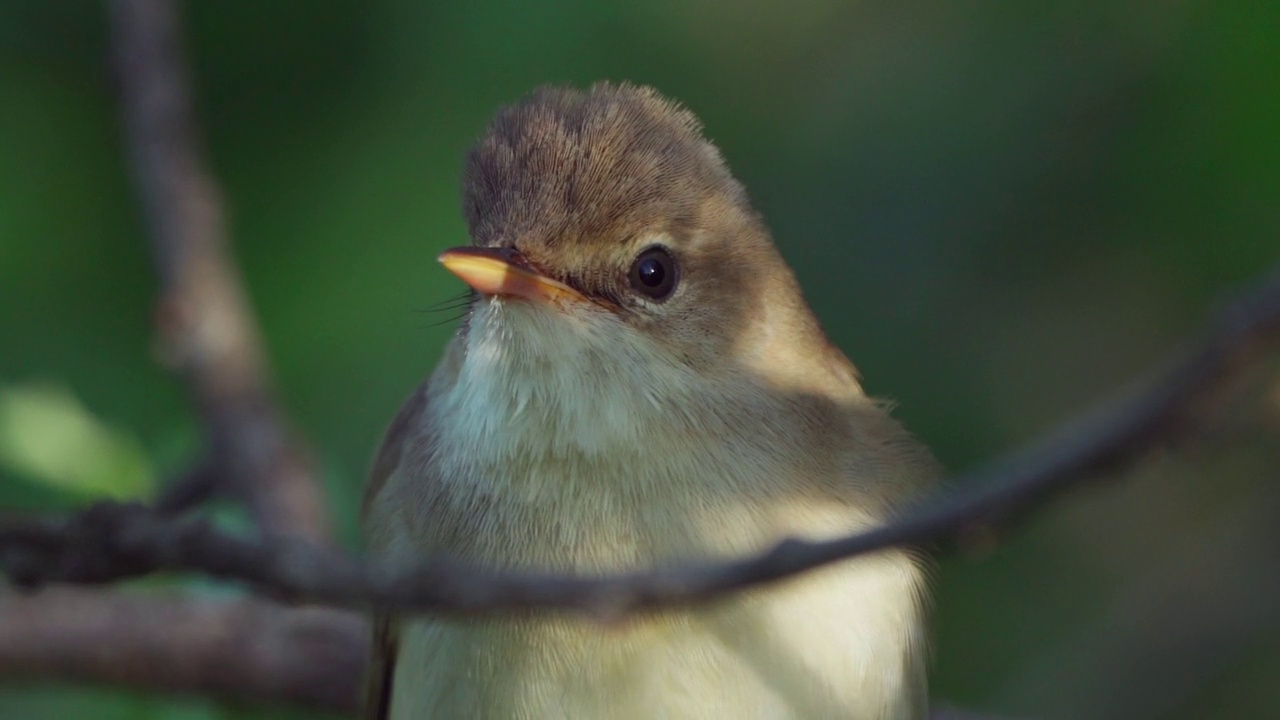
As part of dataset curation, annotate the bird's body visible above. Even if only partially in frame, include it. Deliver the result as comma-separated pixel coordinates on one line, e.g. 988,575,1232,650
363,83,937,719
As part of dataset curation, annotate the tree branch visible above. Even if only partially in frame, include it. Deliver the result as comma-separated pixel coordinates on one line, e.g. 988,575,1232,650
108,0,328,541
0,588,366,715
5,2,1275,715
2,263,1277,618
0,589,1005,720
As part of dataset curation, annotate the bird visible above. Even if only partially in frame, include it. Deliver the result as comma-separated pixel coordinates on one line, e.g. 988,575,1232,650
361,82,939,720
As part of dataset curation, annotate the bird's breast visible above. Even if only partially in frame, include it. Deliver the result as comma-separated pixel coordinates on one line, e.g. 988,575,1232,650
375,305,928,719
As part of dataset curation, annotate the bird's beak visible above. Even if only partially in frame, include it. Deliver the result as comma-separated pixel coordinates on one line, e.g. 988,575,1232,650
438,246,590,306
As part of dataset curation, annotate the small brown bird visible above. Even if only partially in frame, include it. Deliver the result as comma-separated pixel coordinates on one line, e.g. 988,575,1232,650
362,82,938,720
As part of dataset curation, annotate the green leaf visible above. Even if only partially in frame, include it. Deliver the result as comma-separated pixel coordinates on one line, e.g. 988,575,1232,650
0,380,153,500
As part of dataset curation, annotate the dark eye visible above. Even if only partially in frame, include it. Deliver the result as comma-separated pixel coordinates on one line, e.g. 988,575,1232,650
628,245,678,301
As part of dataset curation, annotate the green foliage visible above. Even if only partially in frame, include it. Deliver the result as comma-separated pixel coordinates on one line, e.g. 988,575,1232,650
0,381,153,500
1,1,1276,718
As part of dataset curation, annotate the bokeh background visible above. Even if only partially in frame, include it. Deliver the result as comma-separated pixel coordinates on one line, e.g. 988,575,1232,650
2,1,1278,718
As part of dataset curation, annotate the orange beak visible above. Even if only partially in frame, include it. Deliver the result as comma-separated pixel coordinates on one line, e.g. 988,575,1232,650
437,246,589,306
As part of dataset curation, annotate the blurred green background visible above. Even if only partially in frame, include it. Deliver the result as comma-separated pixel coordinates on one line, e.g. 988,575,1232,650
2,1,1278,718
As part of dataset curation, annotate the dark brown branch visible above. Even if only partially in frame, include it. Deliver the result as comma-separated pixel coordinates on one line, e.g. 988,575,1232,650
0,588,366,715
108,0,328,540
0,590,999,720
11,2,1263,717
3,263,1277,618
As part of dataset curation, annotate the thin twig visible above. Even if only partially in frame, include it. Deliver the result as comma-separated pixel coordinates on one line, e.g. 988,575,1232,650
6,1,1263,717
108,0,328,541
2,263,1277,618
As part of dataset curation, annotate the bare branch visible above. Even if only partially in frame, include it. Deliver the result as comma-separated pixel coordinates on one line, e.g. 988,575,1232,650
0,588,366,714
2,263,1277,618
108,0,328,540
4,2,1260,716
0,590,1003,720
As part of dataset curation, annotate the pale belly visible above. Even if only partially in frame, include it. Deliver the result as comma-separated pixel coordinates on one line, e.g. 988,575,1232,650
387,554,926,720
391,614,793,719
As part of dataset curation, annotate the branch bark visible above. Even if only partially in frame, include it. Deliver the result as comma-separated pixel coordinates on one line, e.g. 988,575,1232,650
0,1,1272,716
2,263,1277,619
109,0,328,541
0,589,1006,719
0,588,366,715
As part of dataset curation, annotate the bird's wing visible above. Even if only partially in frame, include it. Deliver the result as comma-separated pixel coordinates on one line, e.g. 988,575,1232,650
360,383,432,720
362,613,399,720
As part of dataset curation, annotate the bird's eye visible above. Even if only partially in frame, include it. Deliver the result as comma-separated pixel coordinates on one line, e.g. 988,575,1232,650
628,245,678,301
